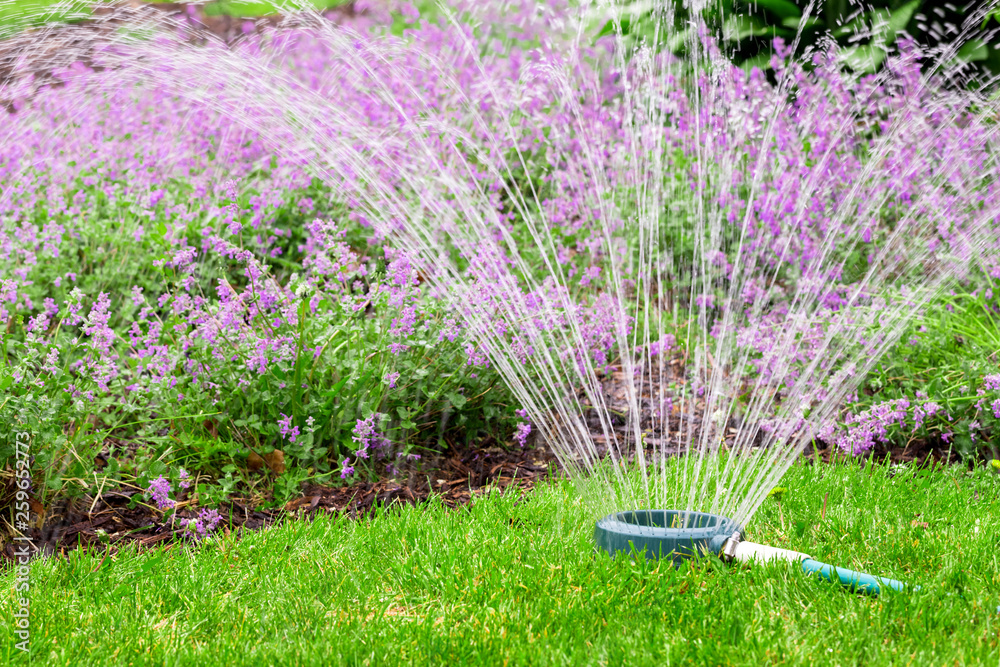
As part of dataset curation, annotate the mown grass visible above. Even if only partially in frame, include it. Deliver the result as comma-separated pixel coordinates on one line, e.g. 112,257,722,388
200,0,350,17
0,0,351,38
3,459,998,665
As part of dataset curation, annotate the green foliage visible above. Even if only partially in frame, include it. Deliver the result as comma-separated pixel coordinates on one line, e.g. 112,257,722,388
0,167,521,508
851,274,1000,456
598,0,1000,80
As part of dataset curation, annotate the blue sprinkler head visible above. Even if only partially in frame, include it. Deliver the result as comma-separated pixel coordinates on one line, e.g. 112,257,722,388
594,510,742,566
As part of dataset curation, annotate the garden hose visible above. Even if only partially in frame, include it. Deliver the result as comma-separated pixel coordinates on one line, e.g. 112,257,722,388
595,512,997,613
720,531,1000,613
720,531,909,593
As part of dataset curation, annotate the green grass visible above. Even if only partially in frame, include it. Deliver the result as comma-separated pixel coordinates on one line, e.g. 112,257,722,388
201,0,350,17
0,0,95,35
3,459,999,665
0,0,351,38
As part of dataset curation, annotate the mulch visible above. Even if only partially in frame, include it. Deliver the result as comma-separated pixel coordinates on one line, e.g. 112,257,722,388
0,440,562,568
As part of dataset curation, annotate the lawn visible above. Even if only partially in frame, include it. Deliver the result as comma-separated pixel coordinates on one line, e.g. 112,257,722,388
0,0,351,38
3,460,998,665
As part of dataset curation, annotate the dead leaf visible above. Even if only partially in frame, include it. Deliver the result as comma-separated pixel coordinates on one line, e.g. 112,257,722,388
264,450,285,474
247,451,264,471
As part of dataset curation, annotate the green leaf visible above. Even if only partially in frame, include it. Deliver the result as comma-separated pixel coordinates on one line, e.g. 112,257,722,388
781,15,821,31
446,392,468,410
739,51,774,73
752,0,801,20
957,39,988,63
841,43,889,73
326,375,350,396
723,15,776,41
597,16,632,39
666,26,695,53
833,10,886,39
887,0,920,38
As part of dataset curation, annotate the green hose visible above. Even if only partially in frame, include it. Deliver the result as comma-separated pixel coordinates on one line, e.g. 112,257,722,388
801,558,1000,614
801,558,911,595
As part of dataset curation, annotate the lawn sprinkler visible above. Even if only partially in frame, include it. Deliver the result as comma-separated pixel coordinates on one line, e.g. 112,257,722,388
594,510,741,566
595,510,912,597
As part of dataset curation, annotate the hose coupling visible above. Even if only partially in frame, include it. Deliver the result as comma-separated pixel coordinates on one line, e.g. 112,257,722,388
720,531,742,562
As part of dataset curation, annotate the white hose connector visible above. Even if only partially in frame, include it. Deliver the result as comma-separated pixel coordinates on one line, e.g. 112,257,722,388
730,540,811,564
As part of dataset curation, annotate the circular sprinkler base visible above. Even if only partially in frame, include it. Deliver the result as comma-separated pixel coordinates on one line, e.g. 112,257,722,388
594,510,740,565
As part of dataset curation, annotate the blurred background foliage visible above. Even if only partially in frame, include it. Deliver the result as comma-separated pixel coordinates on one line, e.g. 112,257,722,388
600,0,1000,83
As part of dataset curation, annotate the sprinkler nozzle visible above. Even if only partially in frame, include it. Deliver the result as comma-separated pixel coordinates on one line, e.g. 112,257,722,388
720,531,742,562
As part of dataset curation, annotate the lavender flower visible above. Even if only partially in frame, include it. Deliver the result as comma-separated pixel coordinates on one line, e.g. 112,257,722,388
514,423,532,448
181,508,222,540
146,476,174,511
837,398,911,455
277,413,300,443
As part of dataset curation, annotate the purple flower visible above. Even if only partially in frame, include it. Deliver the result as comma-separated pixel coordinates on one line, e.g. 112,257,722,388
837,397,911,455
648,335,676,357
277,413,300,443
385,371,400,388
340,459,355,479
465,344,489,367
514,422,532,448
146,476,174,510
179,469,191,490
181,508,222,539
390,306,417,338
